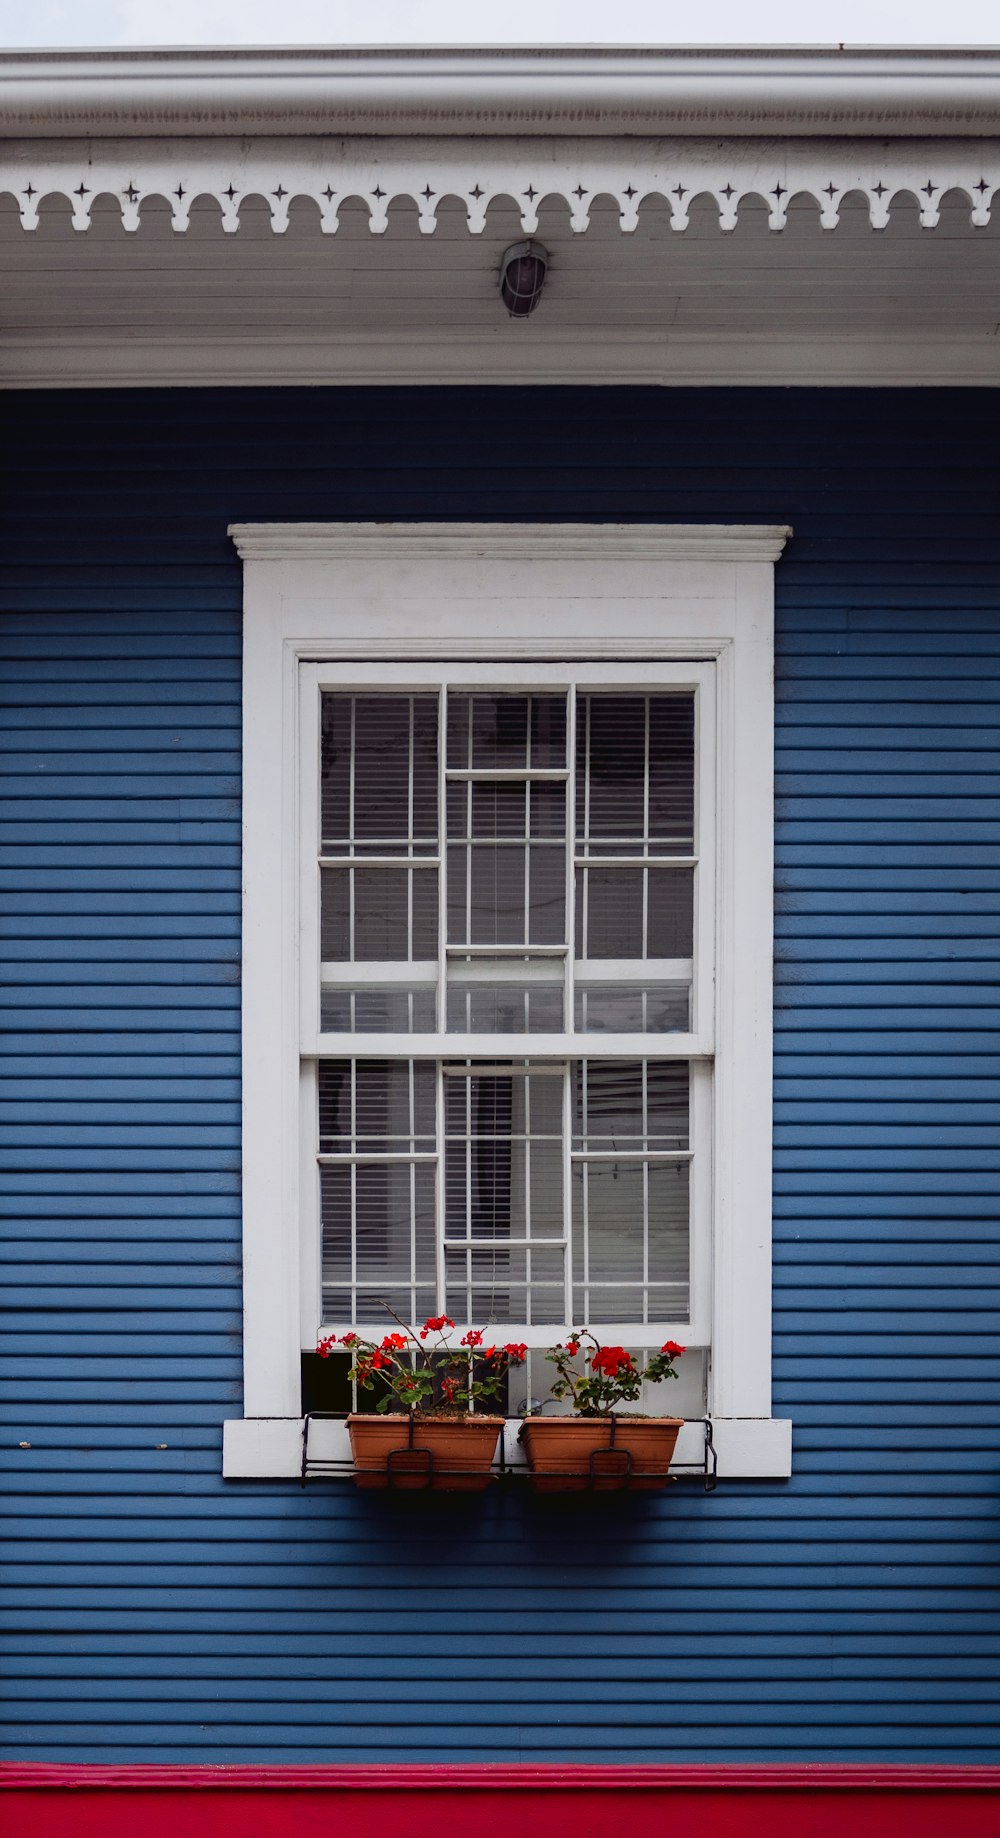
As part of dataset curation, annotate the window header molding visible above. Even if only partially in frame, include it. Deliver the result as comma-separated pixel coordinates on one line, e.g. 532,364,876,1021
228,522,792,564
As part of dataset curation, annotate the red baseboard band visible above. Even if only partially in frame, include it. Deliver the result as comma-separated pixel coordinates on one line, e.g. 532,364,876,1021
2,1763,998,1838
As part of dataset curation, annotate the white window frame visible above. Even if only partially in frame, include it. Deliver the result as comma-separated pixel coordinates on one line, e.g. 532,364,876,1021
223,522,792,1480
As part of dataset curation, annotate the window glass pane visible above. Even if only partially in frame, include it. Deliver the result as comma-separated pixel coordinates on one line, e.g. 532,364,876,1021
321,693,438,854
322,1161,437,1324
572,1161,689,1323
319,1060,437,1326
574,982,690,1033
575,865,693,959
444,1063,564,1243
321,988,437,1033
573,1060,689,1151
445,1245,566,1325
571,1060,690,1327
319,1059,435,1152
447,980,564,1034
447,780,566,949
321,864,438,962
447,693,567,770
576,693,694,852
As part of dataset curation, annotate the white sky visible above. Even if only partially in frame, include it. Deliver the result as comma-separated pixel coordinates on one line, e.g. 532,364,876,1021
1,0,998,49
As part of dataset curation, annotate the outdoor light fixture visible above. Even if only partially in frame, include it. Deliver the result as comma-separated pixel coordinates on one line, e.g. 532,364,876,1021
499,240,549,317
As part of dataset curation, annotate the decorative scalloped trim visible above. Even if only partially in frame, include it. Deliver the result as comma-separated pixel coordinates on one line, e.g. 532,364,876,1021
1,136,997,234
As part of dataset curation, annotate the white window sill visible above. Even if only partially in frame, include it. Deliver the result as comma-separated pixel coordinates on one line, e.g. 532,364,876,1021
223,1415,792,1480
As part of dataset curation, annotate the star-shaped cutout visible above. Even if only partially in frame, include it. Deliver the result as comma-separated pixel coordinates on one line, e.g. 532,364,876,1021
524,185,537,201
273,185,287,201
470,184,484,200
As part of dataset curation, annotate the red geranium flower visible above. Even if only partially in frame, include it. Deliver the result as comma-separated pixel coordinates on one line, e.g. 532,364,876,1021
503,1342,528,1363
591,1346,635,1379
420,1314,455,1339
380,1333,408,1351
460,1329,484,1348
661,1340,686,1359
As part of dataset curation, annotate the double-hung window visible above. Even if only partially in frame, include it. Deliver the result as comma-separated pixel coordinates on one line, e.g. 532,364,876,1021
224,523,792,1478
300,665,714,1385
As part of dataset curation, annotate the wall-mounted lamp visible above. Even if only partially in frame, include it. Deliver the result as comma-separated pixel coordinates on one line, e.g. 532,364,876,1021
499,240,549,317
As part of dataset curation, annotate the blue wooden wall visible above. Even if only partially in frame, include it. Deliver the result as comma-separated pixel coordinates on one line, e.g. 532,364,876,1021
1,387,998,1762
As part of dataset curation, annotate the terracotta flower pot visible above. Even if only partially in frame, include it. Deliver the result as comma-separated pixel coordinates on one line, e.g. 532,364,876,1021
346,1412,504,1492
520,1415,683,1493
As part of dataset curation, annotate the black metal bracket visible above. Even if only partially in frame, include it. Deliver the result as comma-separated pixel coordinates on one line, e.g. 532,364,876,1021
301,1412,718,1493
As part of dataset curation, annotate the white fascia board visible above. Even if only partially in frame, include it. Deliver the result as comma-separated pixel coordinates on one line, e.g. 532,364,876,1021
224,1415,792,1480
6,332,1000,392
4,47,1000,138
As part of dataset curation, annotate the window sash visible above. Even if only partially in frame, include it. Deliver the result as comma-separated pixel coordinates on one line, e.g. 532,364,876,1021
299,660,716,1061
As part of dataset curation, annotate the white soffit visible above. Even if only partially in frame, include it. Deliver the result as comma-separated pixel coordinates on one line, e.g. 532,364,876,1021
2,166,998,387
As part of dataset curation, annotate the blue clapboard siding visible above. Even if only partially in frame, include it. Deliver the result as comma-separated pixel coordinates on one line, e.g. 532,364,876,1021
1,387,998,1763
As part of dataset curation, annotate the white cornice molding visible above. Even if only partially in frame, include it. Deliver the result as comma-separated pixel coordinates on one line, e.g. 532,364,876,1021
228,521,792,562
2,134,997,234
3,47,1000,138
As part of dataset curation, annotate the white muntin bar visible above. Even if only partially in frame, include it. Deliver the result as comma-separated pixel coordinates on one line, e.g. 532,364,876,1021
445,768,568,781
319,855,440,868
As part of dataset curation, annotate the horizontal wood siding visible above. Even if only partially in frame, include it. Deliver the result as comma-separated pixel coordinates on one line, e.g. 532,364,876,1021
0,387,997,1762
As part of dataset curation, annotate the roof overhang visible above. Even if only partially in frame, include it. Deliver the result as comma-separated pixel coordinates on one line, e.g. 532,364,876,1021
4,46,1000,138
2,48,999,389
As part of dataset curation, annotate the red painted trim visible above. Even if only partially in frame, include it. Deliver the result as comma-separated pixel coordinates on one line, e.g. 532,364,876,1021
2,1763,999,1791
2,1762,998,1838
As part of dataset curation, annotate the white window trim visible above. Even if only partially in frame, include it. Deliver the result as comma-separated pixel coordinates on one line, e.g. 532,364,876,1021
223,522,792,1480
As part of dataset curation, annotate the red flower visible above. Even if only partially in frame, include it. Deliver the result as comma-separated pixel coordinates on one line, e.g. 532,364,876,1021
460,1329,484,1349
565,1338,581,1357
482,1346,497,1361
661,1340,686,1359
340,1332,359,1348
503,1342,528,1363
420,1314,455,1339
591,1346,635,1379
380,1333,408,1351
